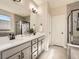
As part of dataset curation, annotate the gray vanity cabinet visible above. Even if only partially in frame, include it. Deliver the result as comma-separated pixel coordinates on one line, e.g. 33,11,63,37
0,35,45,59
7,52,21,59
21,47,31,59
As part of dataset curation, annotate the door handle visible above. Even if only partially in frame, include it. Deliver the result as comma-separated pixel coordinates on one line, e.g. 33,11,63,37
61,32,64,34
18,55,21,59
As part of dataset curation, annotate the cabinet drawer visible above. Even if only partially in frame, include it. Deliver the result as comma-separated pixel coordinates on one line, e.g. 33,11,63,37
2,42,31,59
32,39,37,45
32,43,37,53
38,36,45,41
32,51,37,59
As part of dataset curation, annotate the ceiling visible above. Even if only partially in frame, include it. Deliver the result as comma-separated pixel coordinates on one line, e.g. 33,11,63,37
0,0,79,16
48,0,79,8
0,0,30,16
33,0,79,8
33,0,46,6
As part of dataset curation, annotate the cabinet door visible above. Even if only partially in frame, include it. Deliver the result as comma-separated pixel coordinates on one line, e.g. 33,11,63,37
41,39,45,51
7,52,21,59
22,47,31,59
38,41,42,55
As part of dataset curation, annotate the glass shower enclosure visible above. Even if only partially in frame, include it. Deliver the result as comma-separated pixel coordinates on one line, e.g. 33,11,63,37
67,9,79,45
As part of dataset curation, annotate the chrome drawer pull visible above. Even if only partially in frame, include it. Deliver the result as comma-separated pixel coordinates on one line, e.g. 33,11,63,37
34,46,36,48
18,55,21,59
21,52,24,58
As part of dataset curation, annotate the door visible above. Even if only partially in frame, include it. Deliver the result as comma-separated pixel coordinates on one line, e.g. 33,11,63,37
21,47,31,59
7,52,21,59
52,15,67,47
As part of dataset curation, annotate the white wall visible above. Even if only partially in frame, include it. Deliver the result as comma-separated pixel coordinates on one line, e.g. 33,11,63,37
0,0,30,16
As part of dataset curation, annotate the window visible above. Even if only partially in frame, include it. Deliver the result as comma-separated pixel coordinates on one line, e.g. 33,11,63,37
0,15,11,31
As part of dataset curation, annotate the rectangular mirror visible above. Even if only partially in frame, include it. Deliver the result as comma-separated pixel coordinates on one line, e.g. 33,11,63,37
14,15,30,35
0,9,30,37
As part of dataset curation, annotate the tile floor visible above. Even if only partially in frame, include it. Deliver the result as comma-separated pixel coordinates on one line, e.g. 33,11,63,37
38,46,67,59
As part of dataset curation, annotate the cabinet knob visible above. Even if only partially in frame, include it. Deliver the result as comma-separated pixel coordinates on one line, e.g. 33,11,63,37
34,46,36,48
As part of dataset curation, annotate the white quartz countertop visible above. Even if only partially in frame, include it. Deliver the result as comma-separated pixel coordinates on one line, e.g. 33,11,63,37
67,43,79,48
0,33,45,52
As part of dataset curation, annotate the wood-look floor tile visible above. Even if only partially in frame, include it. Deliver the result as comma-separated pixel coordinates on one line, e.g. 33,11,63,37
38,46,67,59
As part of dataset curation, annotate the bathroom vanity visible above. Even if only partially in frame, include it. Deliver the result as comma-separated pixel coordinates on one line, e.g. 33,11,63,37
0,33,45,59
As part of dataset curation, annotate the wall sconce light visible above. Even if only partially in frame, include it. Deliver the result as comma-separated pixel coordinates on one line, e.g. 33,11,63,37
13,0,21,2
32,8,38,14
